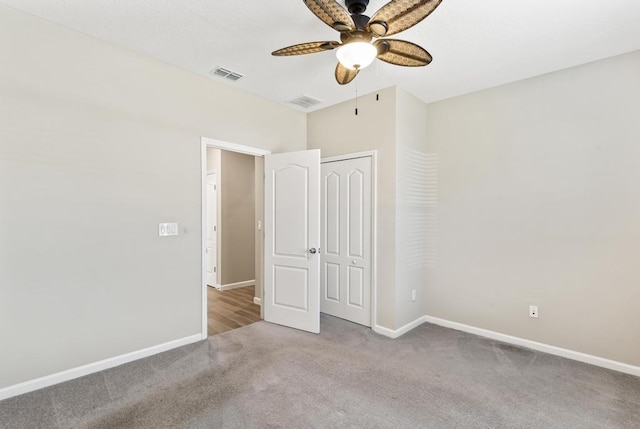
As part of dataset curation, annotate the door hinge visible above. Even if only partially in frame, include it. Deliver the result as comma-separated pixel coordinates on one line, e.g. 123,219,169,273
214,225,217,232
214,266,217,273
214,184,217,191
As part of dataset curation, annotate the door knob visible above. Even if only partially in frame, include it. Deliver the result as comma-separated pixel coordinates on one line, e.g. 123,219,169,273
309,248,317,254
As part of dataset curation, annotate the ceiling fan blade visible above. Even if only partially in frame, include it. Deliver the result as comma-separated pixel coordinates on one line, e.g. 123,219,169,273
272,41,340,56
374,39,432,66
335,62,359,85
368,0,442,37
303,0,356,32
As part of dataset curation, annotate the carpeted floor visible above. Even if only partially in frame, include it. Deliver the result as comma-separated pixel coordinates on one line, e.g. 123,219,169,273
1,315,640,428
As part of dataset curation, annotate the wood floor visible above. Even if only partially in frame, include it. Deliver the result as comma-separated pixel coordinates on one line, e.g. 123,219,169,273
207,285,261,336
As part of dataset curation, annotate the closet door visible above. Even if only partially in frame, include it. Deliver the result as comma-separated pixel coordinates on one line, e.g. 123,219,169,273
320,156,372,327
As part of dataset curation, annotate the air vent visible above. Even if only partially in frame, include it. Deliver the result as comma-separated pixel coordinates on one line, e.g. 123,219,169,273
288,94,323,109
210,66,244,82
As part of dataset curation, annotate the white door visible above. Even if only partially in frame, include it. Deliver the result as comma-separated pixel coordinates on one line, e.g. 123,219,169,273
206,172,217,287
264,150,321,333
320,156,372,326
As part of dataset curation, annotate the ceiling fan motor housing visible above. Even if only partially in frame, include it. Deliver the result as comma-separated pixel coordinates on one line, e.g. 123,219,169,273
346,0,369,14
352,14,370,31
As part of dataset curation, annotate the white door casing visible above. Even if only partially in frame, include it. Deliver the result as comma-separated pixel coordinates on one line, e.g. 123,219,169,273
206,172,217,287
264,150,321,334
320,156,372,327
201,137,271,340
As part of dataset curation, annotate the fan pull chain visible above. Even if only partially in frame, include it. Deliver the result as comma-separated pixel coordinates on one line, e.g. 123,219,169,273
355,83,359,116
376,60,380,101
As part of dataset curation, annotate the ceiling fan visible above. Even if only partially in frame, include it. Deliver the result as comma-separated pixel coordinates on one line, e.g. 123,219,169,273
272,0,442,85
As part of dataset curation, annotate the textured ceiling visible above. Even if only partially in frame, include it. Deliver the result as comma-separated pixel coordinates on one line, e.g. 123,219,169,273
2,0,640,112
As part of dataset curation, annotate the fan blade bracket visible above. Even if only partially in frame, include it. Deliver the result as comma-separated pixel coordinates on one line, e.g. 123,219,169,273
368,21,389,37
320,41,341,50
375,40,390,55
333,22,353,31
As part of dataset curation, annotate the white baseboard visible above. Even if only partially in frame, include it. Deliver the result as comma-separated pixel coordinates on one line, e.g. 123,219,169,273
423,315,640,378
373,315,428,339
372,315,640,377
217,280,255,291
253,297,262,305
0,334,202,401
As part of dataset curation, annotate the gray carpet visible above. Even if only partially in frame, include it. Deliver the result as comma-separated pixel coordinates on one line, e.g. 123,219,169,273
1,315,639,428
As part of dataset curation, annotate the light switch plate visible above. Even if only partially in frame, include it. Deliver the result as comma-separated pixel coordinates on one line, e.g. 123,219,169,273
159,223,179,237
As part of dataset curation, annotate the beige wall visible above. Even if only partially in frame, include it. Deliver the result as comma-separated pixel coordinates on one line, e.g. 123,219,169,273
220,150,255,285
0,5,305,390
395,88,430,327
424,50,640,366
308,86,397,329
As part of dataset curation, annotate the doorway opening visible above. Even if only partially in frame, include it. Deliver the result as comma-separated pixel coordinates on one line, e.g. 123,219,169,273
201,138,269,338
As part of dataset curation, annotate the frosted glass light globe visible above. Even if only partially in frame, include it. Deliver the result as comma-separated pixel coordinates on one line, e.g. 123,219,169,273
336,42,377,70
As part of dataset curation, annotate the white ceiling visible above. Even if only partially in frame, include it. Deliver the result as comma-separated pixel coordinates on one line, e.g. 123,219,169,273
3,0,640,112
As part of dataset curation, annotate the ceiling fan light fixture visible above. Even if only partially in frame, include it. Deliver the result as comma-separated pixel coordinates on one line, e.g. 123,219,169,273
336,42,377,70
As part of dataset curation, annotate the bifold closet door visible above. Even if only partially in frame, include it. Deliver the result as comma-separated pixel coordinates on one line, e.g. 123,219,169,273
320,156,372,327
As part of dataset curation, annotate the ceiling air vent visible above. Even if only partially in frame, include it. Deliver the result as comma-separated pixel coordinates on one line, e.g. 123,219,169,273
210,66,244,82
288,94,323,109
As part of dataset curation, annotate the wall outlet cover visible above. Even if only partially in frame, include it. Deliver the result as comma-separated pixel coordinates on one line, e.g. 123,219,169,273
159,223,179,237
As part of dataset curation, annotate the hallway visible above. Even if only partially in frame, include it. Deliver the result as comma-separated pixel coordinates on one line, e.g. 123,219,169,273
207,286,261,336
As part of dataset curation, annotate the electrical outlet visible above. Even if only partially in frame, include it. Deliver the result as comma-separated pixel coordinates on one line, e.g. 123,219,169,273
411,289,417,302
529,305,539,319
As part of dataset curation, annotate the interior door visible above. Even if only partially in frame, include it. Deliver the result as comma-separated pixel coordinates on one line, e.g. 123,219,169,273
264,149,321,333
320,156,372,326
206,172,217,287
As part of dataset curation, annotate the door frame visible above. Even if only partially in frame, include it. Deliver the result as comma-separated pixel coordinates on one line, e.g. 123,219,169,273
206,170,218,288
200,137,270,339
320,150,378,332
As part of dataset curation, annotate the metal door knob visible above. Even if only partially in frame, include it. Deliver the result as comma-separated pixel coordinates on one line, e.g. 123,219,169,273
309,248,317,254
